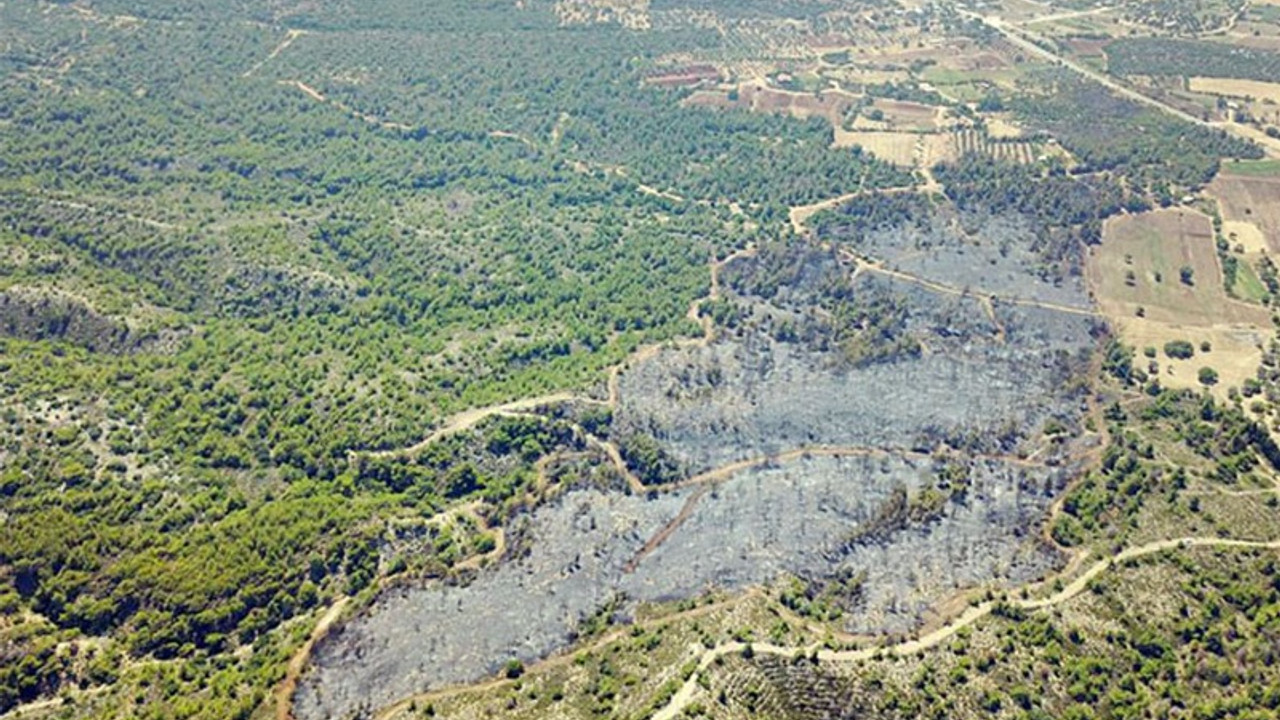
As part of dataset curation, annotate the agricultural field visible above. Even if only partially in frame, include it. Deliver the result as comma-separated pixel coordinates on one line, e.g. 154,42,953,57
1210,164,1280,249
869,98,945,130
953,129,1040,164
1189,77,1280,104
1088,209,1272,399
683,83,858,125
831,131,921,166
1208,166,1280,306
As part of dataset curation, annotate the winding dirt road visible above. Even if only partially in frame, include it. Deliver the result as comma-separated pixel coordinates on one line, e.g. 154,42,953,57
650,536,1280,720
361,392,599,459
843,250,1102,318
276,598,350,720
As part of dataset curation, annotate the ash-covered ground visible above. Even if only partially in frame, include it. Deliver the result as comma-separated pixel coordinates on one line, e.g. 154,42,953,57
296,211,1100,720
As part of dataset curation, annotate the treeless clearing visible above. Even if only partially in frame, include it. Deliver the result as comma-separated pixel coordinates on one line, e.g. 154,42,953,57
1189,77,1280,103
986,115,1025,139
1223,33,1280,51
1223,220,1270,253
554,0,651,29
1112,319,1265,400
1210,172,1280,252
682,83,857,124
831,130,918,165
826,68,911,86
919,131,958,167
871,98,940,131
935,49,1011,72
1089,209,1272,399
1091,210,1265,326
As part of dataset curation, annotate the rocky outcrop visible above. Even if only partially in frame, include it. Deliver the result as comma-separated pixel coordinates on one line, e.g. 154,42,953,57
0,288,181,354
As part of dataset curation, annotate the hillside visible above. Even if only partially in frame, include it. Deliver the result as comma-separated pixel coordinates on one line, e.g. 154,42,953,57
4,1,1280,719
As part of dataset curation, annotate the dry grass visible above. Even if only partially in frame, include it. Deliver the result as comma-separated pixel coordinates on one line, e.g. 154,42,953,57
935,49,1011,73
1092,210,1264,325
1088,209,1272,400
850,114,891,131
1222,220,1270,253
683,83,856,126
870,98,940,131
919,132,958,167
554,0,651,29
831,131,919,166
1111,319,1266,400
824,67,911,87
1210,172,1280,252
1189,77,1280,103
985,115,1025,139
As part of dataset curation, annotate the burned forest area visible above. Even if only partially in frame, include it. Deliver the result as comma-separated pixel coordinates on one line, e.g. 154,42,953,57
9,1,1280,720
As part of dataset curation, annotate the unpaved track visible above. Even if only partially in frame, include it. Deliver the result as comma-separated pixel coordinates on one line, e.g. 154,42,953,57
284,79,325,102
1022,6,1115,25
621,441,1056,575
370,590,762,720
362,392,597,459
0,689,108,720
282,80,414,131
844,251,1102,318
16,189,185,232
357,248,736,471
788,183,921,235
650,536,1280,720
244,29,305,77
277,598,350,720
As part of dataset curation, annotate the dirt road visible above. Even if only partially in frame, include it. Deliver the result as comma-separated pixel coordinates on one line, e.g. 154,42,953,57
277,598,350,720
843,251,1101,318
651,536,1280,720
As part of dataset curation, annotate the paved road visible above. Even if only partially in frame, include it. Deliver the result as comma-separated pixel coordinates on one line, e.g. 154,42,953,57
963,10,1280,158
967,12,1205,125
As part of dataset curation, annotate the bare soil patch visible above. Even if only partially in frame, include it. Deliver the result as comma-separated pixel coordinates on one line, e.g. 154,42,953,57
1210,171,1280,252
1189,76,1280,103
1089,209,1272,399
831,131,918,165
683,83,857,125
1223,220,1269,253
870,98,940,131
